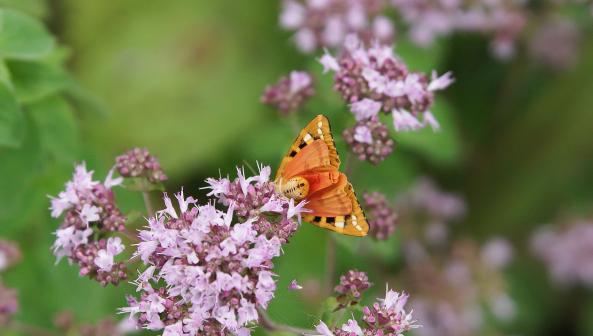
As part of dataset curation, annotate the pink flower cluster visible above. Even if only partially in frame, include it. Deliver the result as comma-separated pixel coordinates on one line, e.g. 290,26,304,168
406,239,515,336
363,191,398,240
204,164,307,242
342,118,395,164
116,148,168,184
0,240,21,272
122,165,307,335
528,16,582,70
531,219,593,287
54,311,137,336
316,285,419,335
390,0,527,59
260,71,315,116
320,35,453,132
0,239,20,327
280,0,394,53
334,269,372,307
397,178,466,248
49,164,128,286
0,281,18,327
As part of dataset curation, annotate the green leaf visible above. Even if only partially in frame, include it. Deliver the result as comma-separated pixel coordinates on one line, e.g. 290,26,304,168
64,80,108,116
0,58,13,89
0,114,42,226
394,99,462,166
320,296,339,323
6,59,71,103
0,8,54,60
0,0,49,19
27,95,79,162
0,80,24,147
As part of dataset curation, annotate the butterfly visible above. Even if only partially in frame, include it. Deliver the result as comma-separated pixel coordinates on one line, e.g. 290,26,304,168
275,114,369,237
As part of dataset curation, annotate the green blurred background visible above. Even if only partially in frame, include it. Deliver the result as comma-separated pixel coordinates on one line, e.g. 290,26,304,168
1,0,593,335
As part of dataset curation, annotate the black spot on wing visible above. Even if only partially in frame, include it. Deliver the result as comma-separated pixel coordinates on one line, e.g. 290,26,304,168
289,150,297,157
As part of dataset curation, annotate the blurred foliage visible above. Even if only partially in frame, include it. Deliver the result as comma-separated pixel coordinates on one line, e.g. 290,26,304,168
0,1,592,335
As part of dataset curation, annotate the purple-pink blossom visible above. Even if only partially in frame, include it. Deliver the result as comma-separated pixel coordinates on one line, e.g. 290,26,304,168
280,0,394,53
320,35,453,132
334,269,372,307
343,118,395,164
49,163,128,286
261,71,315,116
390,0,527,59
531,219,593,287
316,285,419,335
123,165,306,335
363,191,398,240
116,148,167,184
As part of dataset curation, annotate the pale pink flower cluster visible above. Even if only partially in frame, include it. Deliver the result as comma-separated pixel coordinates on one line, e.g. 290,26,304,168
122,166,308,335
280,0,394,53
320,35,453,132
397,178,466,248
204,164,308,242
528,16,582,70
390,0,527,59
407,238,515,336
53,311,138,336
531,220,593,287
315,285,419,335
261,71,315,116
0,239,20,326
49,164,128,286
0,240,21,272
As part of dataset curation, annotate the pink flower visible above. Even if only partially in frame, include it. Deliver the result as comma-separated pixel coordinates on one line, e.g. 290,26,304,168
319,51,340,73
314,283,419,335
428,71,455,92
392,109,423,132
94,237,125,272
279,0,394,53
79,204,100,224
124,165,302,334
322,35,451,133
261,71,315,116
343,118,395,165
115,148,167,183
481,237,513,269
288,279,303,291
315,321,334,336
49,161,133,285
341,319,363,335
353,125,373,144
280,1,306,29
350,98,382,121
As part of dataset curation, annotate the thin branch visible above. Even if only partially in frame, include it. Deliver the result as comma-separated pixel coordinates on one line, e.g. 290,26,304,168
289,114,301,134
258,308,316,335
142,191,155,218
324,234,337,297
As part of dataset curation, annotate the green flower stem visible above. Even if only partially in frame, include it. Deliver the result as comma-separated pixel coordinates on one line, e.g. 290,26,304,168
258,307,315,335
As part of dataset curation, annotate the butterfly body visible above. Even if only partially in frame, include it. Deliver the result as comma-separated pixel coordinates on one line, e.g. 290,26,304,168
275,115,369,237
276,176,310,200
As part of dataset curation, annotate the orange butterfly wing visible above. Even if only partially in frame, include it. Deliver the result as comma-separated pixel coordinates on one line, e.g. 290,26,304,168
275,115,369,237
303,173,369,236
275,115,340,180
282,139,332,179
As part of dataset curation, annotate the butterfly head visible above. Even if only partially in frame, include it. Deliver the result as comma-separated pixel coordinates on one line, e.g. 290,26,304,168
276,176,310,201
